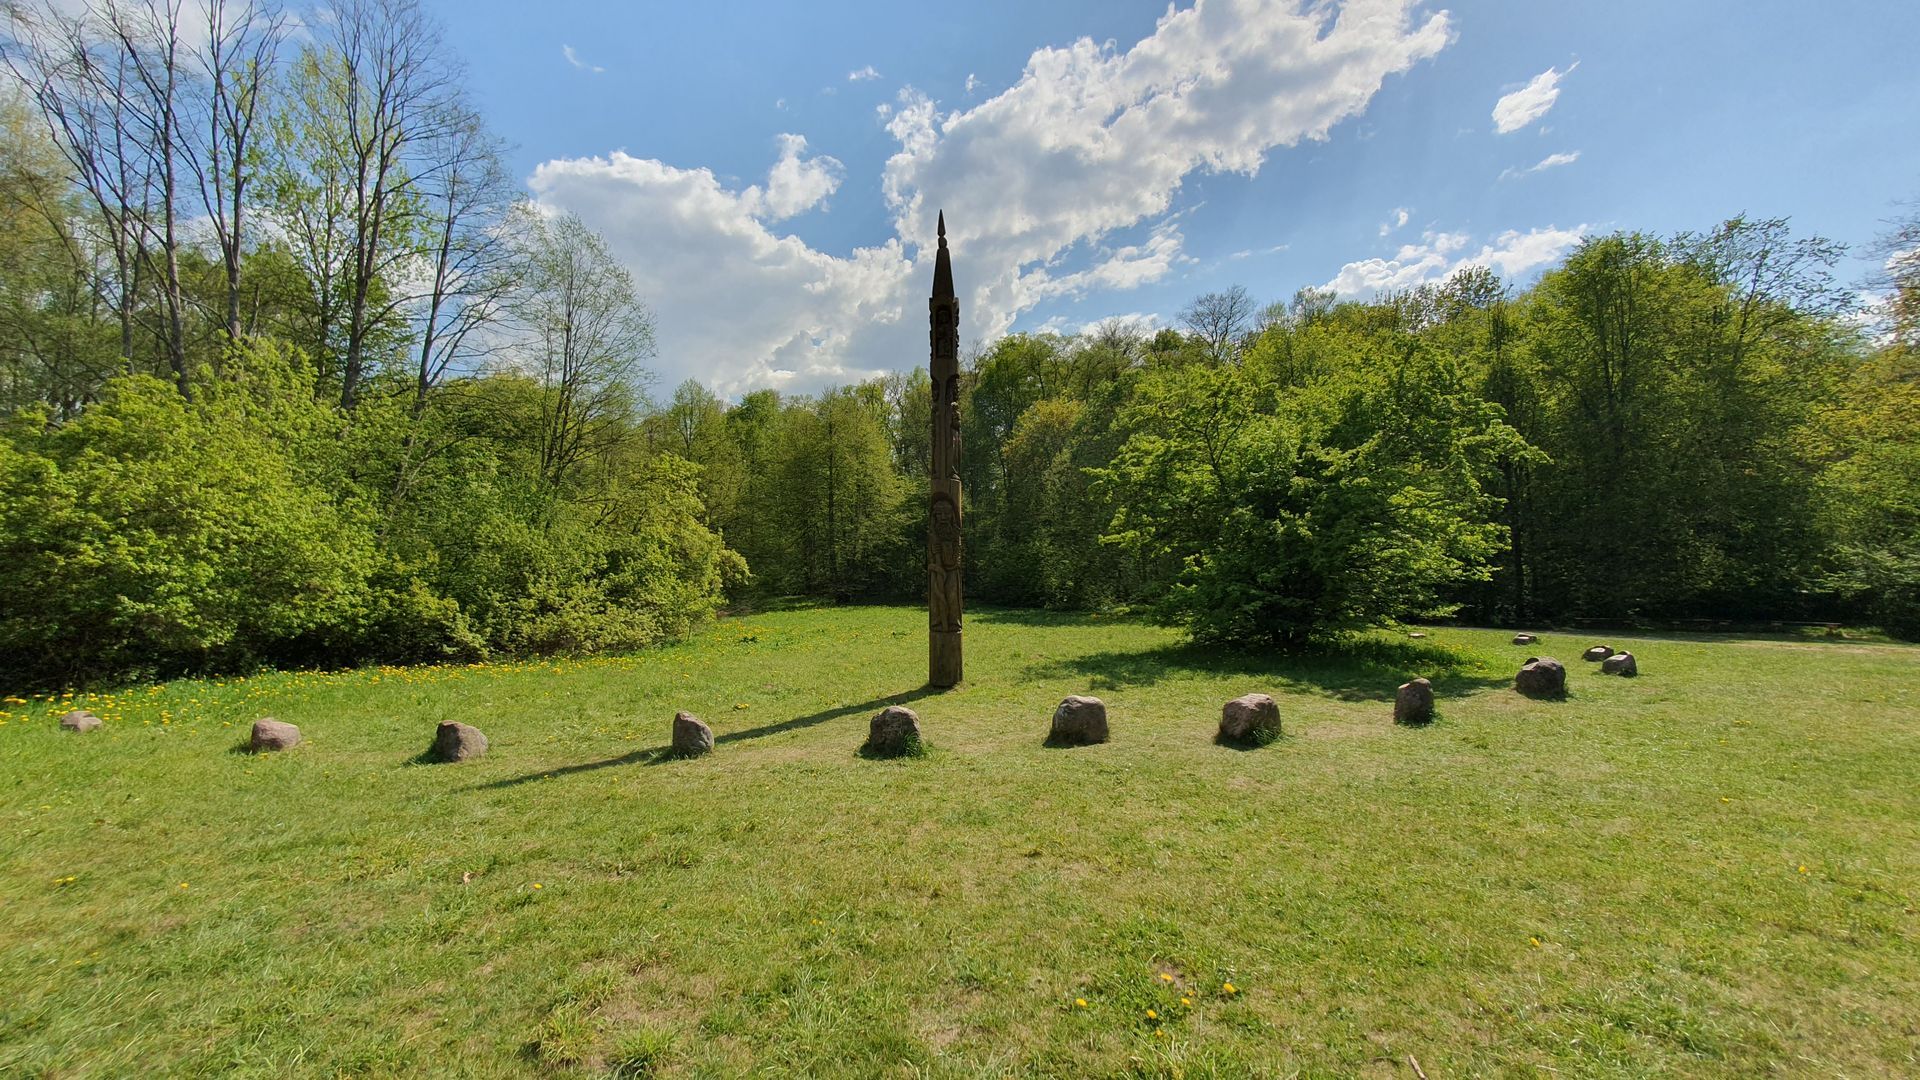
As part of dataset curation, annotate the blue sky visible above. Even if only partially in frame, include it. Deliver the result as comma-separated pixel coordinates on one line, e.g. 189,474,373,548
431,0,1920,397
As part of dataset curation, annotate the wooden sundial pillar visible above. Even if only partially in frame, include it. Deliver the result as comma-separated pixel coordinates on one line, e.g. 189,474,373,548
928,211,963,688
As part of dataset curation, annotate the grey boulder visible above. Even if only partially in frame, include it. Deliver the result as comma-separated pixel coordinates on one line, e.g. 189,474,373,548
1049,695,1109,746
60,710,103,733
1218,693,1280,743
1394,678,1435,725
862,705,923,757
1601,651,1639,677
249,718,301,752
1582,645,1613,662
670,711,713,757
429,721,488,762
1514,657,1567,699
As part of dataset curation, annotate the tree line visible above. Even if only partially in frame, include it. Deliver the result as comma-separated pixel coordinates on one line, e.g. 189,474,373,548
0,1,1913,690
663,218,1917,647
0,0,742,687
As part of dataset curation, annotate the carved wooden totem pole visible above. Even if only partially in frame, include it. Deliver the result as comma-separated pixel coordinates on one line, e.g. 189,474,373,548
928,212,963,688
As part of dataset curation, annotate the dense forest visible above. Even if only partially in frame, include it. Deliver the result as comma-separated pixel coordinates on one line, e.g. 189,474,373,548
1,0,1914,689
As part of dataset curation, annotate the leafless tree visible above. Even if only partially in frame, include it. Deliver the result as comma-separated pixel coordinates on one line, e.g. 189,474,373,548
1178,284,1253,363
409,97,514,416
188,0,283,343
5,2,150,379
301,0,460,409
509,209,656,493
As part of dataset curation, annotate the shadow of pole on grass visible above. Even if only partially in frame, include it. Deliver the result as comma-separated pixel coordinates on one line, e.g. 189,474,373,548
466,686,937,791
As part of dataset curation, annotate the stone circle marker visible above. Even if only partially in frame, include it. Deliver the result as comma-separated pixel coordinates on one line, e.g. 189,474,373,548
1049,695,1109,746
670,711,713,758
429,721,488,762
1218,693,1280,743
1601,651,1639,677
862,705,923,757
1512,633,1539,646
1514,657,1567,699
250,718,301,752
60,709,102,733
1394,678,1435,725
1583,645,1613,662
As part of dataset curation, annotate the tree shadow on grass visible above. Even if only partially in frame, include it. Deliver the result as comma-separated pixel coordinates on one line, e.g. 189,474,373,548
1022,637,1506,702
467,686,939,791
968,607,1137,628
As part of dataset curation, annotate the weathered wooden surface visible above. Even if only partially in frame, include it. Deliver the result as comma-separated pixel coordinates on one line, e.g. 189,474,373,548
929,212,963,688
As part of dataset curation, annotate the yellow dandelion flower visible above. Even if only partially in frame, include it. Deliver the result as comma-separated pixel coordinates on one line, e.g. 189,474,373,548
1223,982,1237,994
1180,997,1191,1006
1074,998,1087,1008
1145,1010,1158,1020
178,882,189,889
532,883,544,890
1529,936,1541,947
1797,865,1809,874
1158,972,1174,983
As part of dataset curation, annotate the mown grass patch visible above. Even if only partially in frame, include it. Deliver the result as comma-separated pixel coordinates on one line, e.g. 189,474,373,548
2,606,1916,1076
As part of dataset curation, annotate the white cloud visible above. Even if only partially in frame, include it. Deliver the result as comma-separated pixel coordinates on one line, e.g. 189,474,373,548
528,148,906,395
848,65,881,82
562,44,605,74
1492,62,1575,134
533,0,1454,394
740,134,844,221
1324,224,1588,297
1499,149,1580,180
1378,205,1411,236
965,73,980,95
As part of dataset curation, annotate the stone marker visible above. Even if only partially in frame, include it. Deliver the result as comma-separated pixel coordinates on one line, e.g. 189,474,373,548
1512,633,1539,646
670,711,713,757
1601,651,1639,677
1583,645,1613,662
1394,678,1435,725
249,718,301,752
1049,695,1109,746
1514,657,1567,699
1219,693,1280,744
429,721,488,762
862,705,923,757
60,709,102,733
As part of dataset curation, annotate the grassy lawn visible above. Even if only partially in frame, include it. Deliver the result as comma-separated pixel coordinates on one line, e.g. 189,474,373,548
2,605,1917,1077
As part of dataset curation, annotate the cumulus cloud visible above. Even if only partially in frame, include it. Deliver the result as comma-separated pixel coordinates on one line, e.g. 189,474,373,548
1500,149,1580,180
740,134,845,221
528,148,908,395
1492,63,1575,134
532,0,1454,394
847,65,881,82
1324,224,1588,297
562,44,604,74
1378,206,1411,235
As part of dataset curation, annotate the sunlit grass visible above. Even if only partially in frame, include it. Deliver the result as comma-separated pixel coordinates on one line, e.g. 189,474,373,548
2,606,1916,1076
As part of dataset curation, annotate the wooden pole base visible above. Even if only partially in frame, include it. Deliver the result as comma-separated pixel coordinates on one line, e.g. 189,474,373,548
930,630,963,688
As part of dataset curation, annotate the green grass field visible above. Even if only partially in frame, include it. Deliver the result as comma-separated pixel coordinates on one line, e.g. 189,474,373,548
3,605,1917,1077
